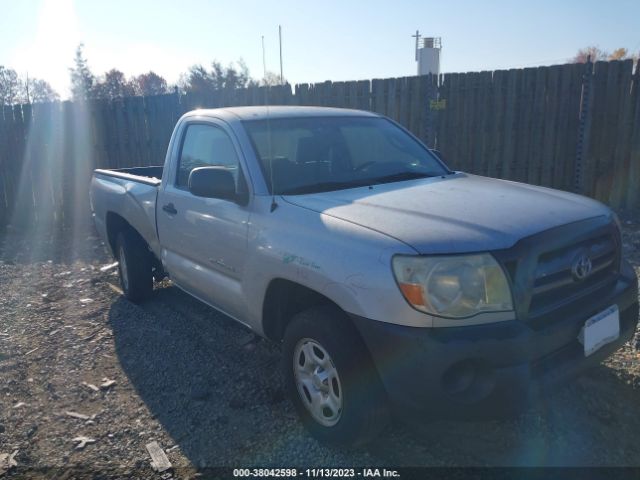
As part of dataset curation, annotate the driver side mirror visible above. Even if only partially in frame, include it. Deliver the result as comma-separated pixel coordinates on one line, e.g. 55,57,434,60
188,166,237,201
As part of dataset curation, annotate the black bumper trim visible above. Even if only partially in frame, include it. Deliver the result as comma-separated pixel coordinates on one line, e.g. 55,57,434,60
350,266,638,419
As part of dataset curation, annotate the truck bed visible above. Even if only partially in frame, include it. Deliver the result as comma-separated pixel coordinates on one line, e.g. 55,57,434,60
93,166,163,186
90,166,164,258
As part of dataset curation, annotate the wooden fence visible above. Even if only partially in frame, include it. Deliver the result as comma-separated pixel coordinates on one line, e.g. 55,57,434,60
1,59,639,232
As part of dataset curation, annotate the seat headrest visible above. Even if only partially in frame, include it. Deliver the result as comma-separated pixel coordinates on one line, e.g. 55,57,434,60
296,136,330,164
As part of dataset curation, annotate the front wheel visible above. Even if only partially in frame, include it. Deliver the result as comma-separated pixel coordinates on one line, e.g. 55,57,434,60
283,305,389,446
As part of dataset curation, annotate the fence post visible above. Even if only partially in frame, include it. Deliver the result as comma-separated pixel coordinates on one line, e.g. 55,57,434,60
574,57,594,193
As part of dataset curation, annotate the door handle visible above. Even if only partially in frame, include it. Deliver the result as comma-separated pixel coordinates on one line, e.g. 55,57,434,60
162,203,177,215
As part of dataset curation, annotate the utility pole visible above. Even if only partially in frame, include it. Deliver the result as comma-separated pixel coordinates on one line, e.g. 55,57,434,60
279,25,284,85
411,30,421,61
262,35,267,79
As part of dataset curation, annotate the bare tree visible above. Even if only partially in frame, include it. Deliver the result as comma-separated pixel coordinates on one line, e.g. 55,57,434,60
572,46,637,63
0,67,59,105
609,48,633,61
572,46,609,63
92,69,135,100
0,66,22,105
24,78,59,103
261,70,286,86
131,71,169,96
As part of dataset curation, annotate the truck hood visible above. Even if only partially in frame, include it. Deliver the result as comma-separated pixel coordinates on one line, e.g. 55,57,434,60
282,173,611,254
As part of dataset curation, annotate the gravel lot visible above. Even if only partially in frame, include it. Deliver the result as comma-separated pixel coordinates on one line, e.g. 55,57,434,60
0,213,639,478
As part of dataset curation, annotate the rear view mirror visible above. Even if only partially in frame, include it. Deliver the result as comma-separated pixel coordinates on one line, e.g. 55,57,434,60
188,166,236,201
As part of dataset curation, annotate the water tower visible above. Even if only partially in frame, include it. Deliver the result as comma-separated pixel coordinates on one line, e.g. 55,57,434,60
413,31,441,76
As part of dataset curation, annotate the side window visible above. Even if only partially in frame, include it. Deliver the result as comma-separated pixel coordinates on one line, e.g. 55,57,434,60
176,124,240,189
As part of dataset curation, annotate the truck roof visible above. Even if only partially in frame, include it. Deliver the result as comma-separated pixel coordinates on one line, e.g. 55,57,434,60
184,105,381,121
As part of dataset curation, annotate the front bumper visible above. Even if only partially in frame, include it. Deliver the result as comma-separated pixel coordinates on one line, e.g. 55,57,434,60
351,261,638,419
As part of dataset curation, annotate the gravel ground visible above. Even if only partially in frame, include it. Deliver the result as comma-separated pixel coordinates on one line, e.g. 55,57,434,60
0,213,639,478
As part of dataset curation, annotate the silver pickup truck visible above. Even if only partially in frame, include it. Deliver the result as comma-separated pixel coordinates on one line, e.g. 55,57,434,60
90,106,638,446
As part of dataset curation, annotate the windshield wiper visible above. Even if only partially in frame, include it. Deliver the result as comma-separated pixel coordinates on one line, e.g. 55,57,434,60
369,171,436,185
281,179,372,195
280,172,437,195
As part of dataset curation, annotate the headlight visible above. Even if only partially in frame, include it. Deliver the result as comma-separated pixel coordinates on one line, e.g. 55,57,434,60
392,254,513,318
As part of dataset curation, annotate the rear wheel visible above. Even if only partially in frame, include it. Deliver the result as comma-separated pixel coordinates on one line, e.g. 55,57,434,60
283,305,389,446
115,230,153,303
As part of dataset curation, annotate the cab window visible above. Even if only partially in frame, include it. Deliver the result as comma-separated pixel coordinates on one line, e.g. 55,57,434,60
176,124,241,189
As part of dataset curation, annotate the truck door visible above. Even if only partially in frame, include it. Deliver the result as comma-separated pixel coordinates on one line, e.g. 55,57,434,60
156,120,250,321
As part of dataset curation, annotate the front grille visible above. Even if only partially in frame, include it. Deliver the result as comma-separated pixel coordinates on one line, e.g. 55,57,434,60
528,233,619,318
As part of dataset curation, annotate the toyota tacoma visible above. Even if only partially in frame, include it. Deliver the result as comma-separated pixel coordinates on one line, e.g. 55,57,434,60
90,106,639,445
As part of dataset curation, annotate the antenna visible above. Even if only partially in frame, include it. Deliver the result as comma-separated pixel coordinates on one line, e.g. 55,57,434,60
262,35,278,212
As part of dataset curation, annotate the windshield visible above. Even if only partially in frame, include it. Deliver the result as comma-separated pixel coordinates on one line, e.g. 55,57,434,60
242,116,450,194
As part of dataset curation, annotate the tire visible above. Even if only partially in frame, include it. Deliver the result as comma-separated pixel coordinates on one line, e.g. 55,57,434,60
282,304,389,446
115,230,153,303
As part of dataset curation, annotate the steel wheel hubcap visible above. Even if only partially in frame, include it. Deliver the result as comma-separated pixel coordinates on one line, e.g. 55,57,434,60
293,338,343,426
118,246,129,292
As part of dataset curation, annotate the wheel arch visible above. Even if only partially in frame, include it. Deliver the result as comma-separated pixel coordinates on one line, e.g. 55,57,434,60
261,278,358,343
105,212,160,267
105,211,154,255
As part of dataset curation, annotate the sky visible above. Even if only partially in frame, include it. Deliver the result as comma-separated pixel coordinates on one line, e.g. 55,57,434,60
1,0,639,99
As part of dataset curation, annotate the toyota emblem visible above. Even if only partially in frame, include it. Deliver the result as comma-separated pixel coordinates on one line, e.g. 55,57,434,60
572,254,593,281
